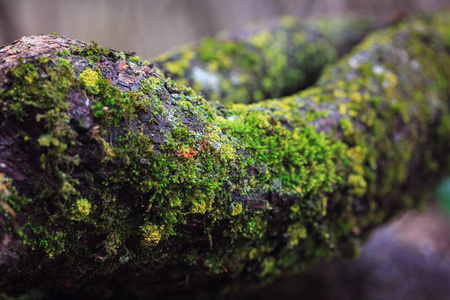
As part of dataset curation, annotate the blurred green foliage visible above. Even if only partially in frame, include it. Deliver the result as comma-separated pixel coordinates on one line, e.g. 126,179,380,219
437,177,450,215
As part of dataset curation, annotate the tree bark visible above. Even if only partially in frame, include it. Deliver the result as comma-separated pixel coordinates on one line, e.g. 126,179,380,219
0,13,449,299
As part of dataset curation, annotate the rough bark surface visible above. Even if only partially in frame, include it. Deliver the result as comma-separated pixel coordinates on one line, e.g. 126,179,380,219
0,13,449,299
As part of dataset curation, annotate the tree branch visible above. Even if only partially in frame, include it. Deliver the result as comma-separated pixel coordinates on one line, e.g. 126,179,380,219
0,12,449,298
155,16,374,104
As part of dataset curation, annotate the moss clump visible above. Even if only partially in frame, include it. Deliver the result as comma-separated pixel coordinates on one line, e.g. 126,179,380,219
141,224,163,247
220,143,236,161
70,198,91,221
231,203,243,216
286,222,308,249
79,68,100,94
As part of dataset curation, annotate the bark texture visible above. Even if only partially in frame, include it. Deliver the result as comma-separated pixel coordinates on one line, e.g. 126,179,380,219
0,13,449,299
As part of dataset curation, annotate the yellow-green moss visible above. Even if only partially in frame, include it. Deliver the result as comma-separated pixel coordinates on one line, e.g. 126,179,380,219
286,222,307,249
231,203,243,216
220,143,236,161
141,224,163,247
156,15,371,105
80,68,100,94
164,47,195,77
70,198,92,221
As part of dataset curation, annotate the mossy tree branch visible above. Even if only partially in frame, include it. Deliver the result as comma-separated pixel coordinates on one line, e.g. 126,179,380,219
0,13,449,299
155,16,374,104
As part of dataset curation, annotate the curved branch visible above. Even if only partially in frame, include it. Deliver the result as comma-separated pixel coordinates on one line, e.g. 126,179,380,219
155,16,374,104
0,13,449,298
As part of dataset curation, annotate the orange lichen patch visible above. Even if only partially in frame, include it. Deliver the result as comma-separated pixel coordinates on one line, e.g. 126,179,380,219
178,137,210,160
179,147,198,160
0,173,15,217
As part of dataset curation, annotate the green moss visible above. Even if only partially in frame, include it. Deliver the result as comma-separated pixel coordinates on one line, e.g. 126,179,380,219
69,40,117,61
219,103,346,197
156,15,370,105
79,68,100,94
48,32,59,39
141,224,163,247
286,222,308,249
0,56,82,256
220,143,236,161
162,47,195,83
231,203,243,216
70,198,92,221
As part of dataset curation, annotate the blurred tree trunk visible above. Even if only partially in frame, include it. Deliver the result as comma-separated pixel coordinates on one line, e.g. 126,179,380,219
0,2,17,46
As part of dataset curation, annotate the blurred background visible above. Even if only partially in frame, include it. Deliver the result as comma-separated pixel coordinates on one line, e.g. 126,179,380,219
1,1,450,300
241,204,450,300
0,0,449,60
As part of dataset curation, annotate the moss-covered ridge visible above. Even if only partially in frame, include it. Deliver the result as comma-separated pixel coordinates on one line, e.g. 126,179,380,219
156,16,373,104
0,12,449,298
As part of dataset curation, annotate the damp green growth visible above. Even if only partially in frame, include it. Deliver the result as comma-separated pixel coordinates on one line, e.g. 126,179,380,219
48,32,59,38
141,224,163,247
286,223,308,249
231,203,243,216
80,68,100,94
69,40,116,61
220,143,236,161
156,16,372,104
70,198,91,221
